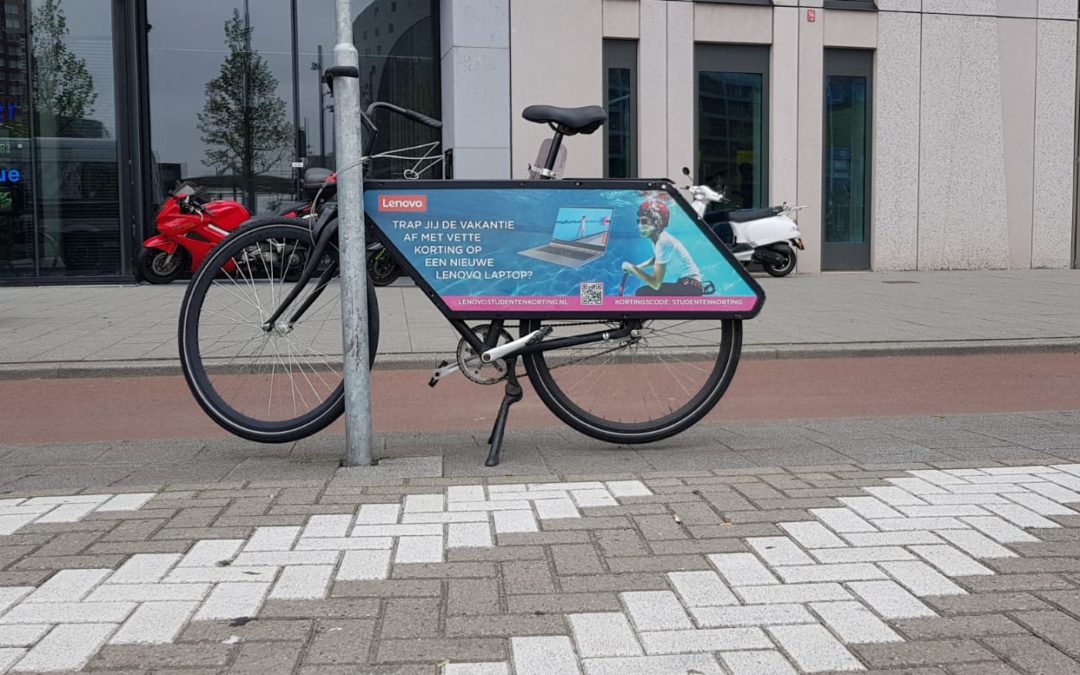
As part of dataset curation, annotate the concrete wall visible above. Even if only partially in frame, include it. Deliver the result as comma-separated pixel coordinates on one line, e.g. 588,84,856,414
486,0,1079,271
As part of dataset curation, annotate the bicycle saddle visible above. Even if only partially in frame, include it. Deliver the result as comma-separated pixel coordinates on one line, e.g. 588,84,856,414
522,105,607,135
304,167,334,189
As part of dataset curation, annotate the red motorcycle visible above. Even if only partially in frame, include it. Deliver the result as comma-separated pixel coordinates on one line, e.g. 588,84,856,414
138,183,250,284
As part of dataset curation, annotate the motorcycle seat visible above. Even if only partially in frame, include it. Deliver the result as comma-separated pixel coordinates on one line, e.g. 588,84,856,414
716,207,778,223
522,105,607,135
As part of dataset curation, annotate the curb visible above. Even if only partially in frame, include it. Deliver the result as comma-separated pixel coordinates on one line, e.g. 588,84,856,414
2,337,1079,380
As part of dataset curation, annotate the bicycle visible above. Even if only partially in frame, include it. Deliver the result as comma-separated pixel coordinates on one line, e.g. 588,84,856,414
178,101,765,467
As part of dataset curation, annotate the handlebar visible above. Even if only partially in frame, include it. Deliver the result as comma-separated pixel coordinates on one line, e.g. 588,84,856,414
364,102,442,130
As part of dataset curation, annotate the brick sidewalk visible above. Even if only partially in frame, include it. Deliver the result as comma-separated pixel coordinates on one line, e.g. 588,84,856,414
0,457,1079,672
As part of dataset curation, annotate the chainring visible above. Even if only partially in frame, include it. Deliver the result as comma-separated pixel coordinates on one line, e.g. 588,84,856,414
456,325,514,385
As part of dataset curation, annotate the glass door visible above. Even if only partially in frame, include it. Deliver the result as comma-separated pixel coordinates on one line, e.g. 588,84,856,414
822,49,872,270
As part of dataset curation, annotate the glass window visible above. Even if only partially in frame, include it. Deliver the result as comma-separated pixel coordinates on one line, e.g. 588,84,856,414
31,0,121,276
603,39,636,179
695,44,769,210
0,0,30,277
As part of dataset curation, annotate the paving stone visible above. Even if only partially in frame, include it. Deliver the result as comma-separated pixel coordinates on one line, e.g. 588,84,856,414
501,560,555,595
0,625,48,647
394,536,443,564
767,624,864,672
444,663,508,675
811,546,915,563
880,561,968,596
381,597,441,639
303,619,375,664
982,635,1080,674
776,562,887,583
926,592,1050,615
855,639,999,668
177,539,242,567
708,553,779,586
444,614,567,638
893,614,1026,640
447,578,499,615
106,553,181,584
1009,610,1080,659
448,522,493,548
193,581,270,620
270,564,334,599
944,662,1022,675
779,521,847,548
984,504,1061,529
229,641,304,675
595,529,648,558
606,555,711,573
734,582,852,604
848,580,937,619
910,544,995,576
633,515,688,540
179,618,313,642
811,600,903,644
746,536,814,566
810,507,877,533
620,591,692,631
719,650,797,675
935,529,1017,559
552,544,604,575
961,516,1040,543
559,573,668,593
0,601,135,624
843,531,945,547
568,612,641,657
667,571,737,607
958,573,1073,593
110,601,198,644
163,565,276,584
511,636,580,675
582,654,725,675
507,593,621,614
15,622,117,671
338,550,391,580
86,582,210,603
260,598,379,618
25,568,111,603
690,603,814,627
448,545,544,562
639,626,772,654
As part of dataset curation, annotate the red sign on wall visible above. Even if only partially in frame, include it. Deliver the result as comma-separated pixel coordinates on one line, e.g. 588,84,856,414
807,9,816,22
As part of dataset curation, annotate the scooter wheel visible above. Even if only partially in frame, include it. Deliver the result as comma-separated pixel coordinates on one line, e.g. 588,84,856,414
762,243,796,277
138,247,187,284
367,249,401,287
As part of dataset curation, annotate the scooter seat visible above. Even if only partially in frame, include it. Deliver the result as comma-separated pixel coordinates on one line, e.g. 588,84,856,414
720,207,778,223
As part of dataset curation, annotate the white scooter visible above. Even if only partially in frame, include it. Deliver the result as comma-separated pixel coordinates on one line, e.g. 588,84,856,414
682,167,806,277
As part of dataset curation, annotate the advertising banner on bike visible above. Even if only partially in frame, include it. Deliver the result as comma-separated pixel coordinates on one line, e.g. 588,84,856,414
364,181,765,319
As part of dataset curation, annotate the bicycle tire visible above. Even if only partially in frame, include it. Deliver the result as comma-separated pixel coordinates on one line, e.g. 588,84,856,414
179,218,379,443
520,318,741,444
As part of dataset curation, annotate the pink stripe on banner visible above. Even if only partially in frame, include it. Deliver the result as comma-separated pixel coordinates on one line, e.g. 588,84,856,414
441,295,759,313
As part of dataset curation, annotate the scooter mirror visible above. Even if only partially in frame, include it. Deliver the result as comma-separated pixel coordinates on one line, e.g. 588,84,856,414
681,166,692,178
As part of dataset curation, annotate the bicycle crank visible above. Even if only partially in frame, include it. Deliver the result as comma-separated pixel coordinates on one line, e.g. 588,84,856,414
428,325,514,387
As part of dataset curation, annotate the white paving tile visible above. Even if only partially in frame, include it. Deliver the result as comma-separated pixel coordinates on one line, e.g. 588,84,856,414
638,627,771,654
33,502,98,523
667,571,738,607
879,561,967,596
871,517,968,530
528,482,604,492
0,514,40,536
444,664,508,675
708,553,779,586
96,493,155,511
302,515,353,538
401,511,489,524
105,554,181,584
1051,464,1080,476
163,566,277,584
568,612,642,657
910,545,995,576
733,583,852,604
885,477,947,495
775,563,887,583
605,481,651,497
720,650,797,675
294,536,393,550
779,521,847,548
403,494,444,513
448,522,493,548
921,494,1011,505
961,516,1040,543
570,489,618,508
894,504,990,518
1045,472,1080,491
25,569,111,603
24,495,109,506
0,602,135,625
177,539,243,567
0,649,21,673
451,500,534,511
534,498,581,520
936,529,1017,559
809,508,876,533
233,550,339,567
270,564,334,599
394,536,444,564
493,510,538,534
767,624,865,672
948,483,1030,494
85,583,210,603
838,497,903,519
338,549,391,580
109,601,198,644
847,580,937,619
810,601,903,644
985,504,1061,529
193,582,271,620
1023,481,1080,504
11,622,116,672
0,625,48,648
351,523,442,538
747,537,814,566
841,531,944,547
511,636,582,675
447,485,486,502
354,503,401,525
863,486,927,506
810,546,915,564
983,466,1061,475
690,603,815,627
621,591,692,631
584,654,725,675
1004,493,1078,516
908,470,969,486
244,526,301,551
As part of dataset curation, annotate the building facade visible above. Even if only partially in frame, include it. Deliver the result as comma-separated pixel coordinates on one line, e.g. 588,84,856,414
0,0,1077,281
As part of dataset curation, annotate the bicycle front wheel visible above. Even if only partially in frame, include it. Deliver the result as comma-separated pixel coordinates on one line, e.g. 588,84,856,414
521,318,741,444
179,219,379,443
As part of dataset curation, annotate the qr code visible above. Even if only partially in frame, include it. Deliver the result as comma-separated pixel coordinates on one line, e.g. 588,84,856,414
580,282,604,306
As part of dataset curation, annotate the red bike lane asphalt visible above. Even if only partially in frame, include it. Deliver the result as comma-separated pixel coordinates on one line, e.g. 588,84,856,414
2,351,1079,445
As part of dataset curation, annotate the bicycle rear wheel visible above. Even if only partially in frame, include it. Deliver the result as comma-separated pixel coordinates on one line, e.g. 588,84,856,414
179,219,379,443
520,318,741,444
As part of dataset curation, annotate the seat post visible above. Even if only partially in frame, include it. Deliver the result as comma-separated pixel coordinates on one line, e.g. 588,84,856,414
542,131,565,173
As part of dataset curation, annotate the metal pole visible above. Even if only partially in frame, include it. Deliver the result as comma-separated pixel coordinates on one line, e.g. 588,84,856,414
317,45,326,165
333,0,373,467
290,0,302,199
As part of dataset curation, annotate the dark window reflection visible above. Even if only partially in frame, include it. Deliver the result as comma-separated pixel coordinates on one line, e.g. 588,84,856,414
825,75,868,244
604,40,636,179
698,71,765,210
0,0,32,277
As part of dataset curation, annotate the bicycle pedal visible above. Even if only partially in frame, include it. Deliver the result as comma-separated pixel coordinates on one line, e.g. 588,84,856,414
527,327,553,345
428,360,451,388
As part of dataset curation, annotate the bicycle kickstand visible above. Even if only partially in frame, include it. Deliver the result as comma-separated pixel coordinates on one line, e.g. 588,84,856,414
485,356,523,467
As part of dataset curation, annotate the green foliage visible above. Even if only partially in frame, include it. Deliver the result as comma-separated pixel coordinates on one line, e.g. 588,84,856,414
31,0,97,136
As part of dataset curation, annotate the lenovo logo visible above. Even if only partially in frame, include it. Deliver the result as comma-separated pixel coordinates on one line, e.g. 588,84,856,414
378,194,427,212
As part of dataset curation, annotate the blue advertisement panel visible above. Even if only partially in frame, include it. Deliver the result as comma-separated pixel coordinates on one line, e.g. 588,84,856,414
363,181,764,318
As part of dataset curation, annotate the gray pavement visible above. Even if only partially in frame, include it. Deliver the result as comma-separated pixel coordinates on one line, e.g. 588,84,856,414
2,269,1080,377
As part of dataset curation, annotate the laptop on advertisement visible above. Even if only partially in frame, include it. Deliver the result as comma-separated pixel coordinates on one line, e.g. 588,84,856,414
519,207,612,268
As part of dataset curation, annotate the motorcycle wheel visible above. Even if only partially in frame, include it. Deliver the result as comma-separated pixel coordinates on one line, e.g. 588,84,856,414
138,247,188,284
367,249,400,287
762,243,796,277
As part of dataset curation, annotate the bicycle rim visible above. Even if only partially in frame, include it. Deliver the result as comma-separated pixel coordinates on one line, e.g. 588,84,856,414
179,221,353,442
521,318,741,443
